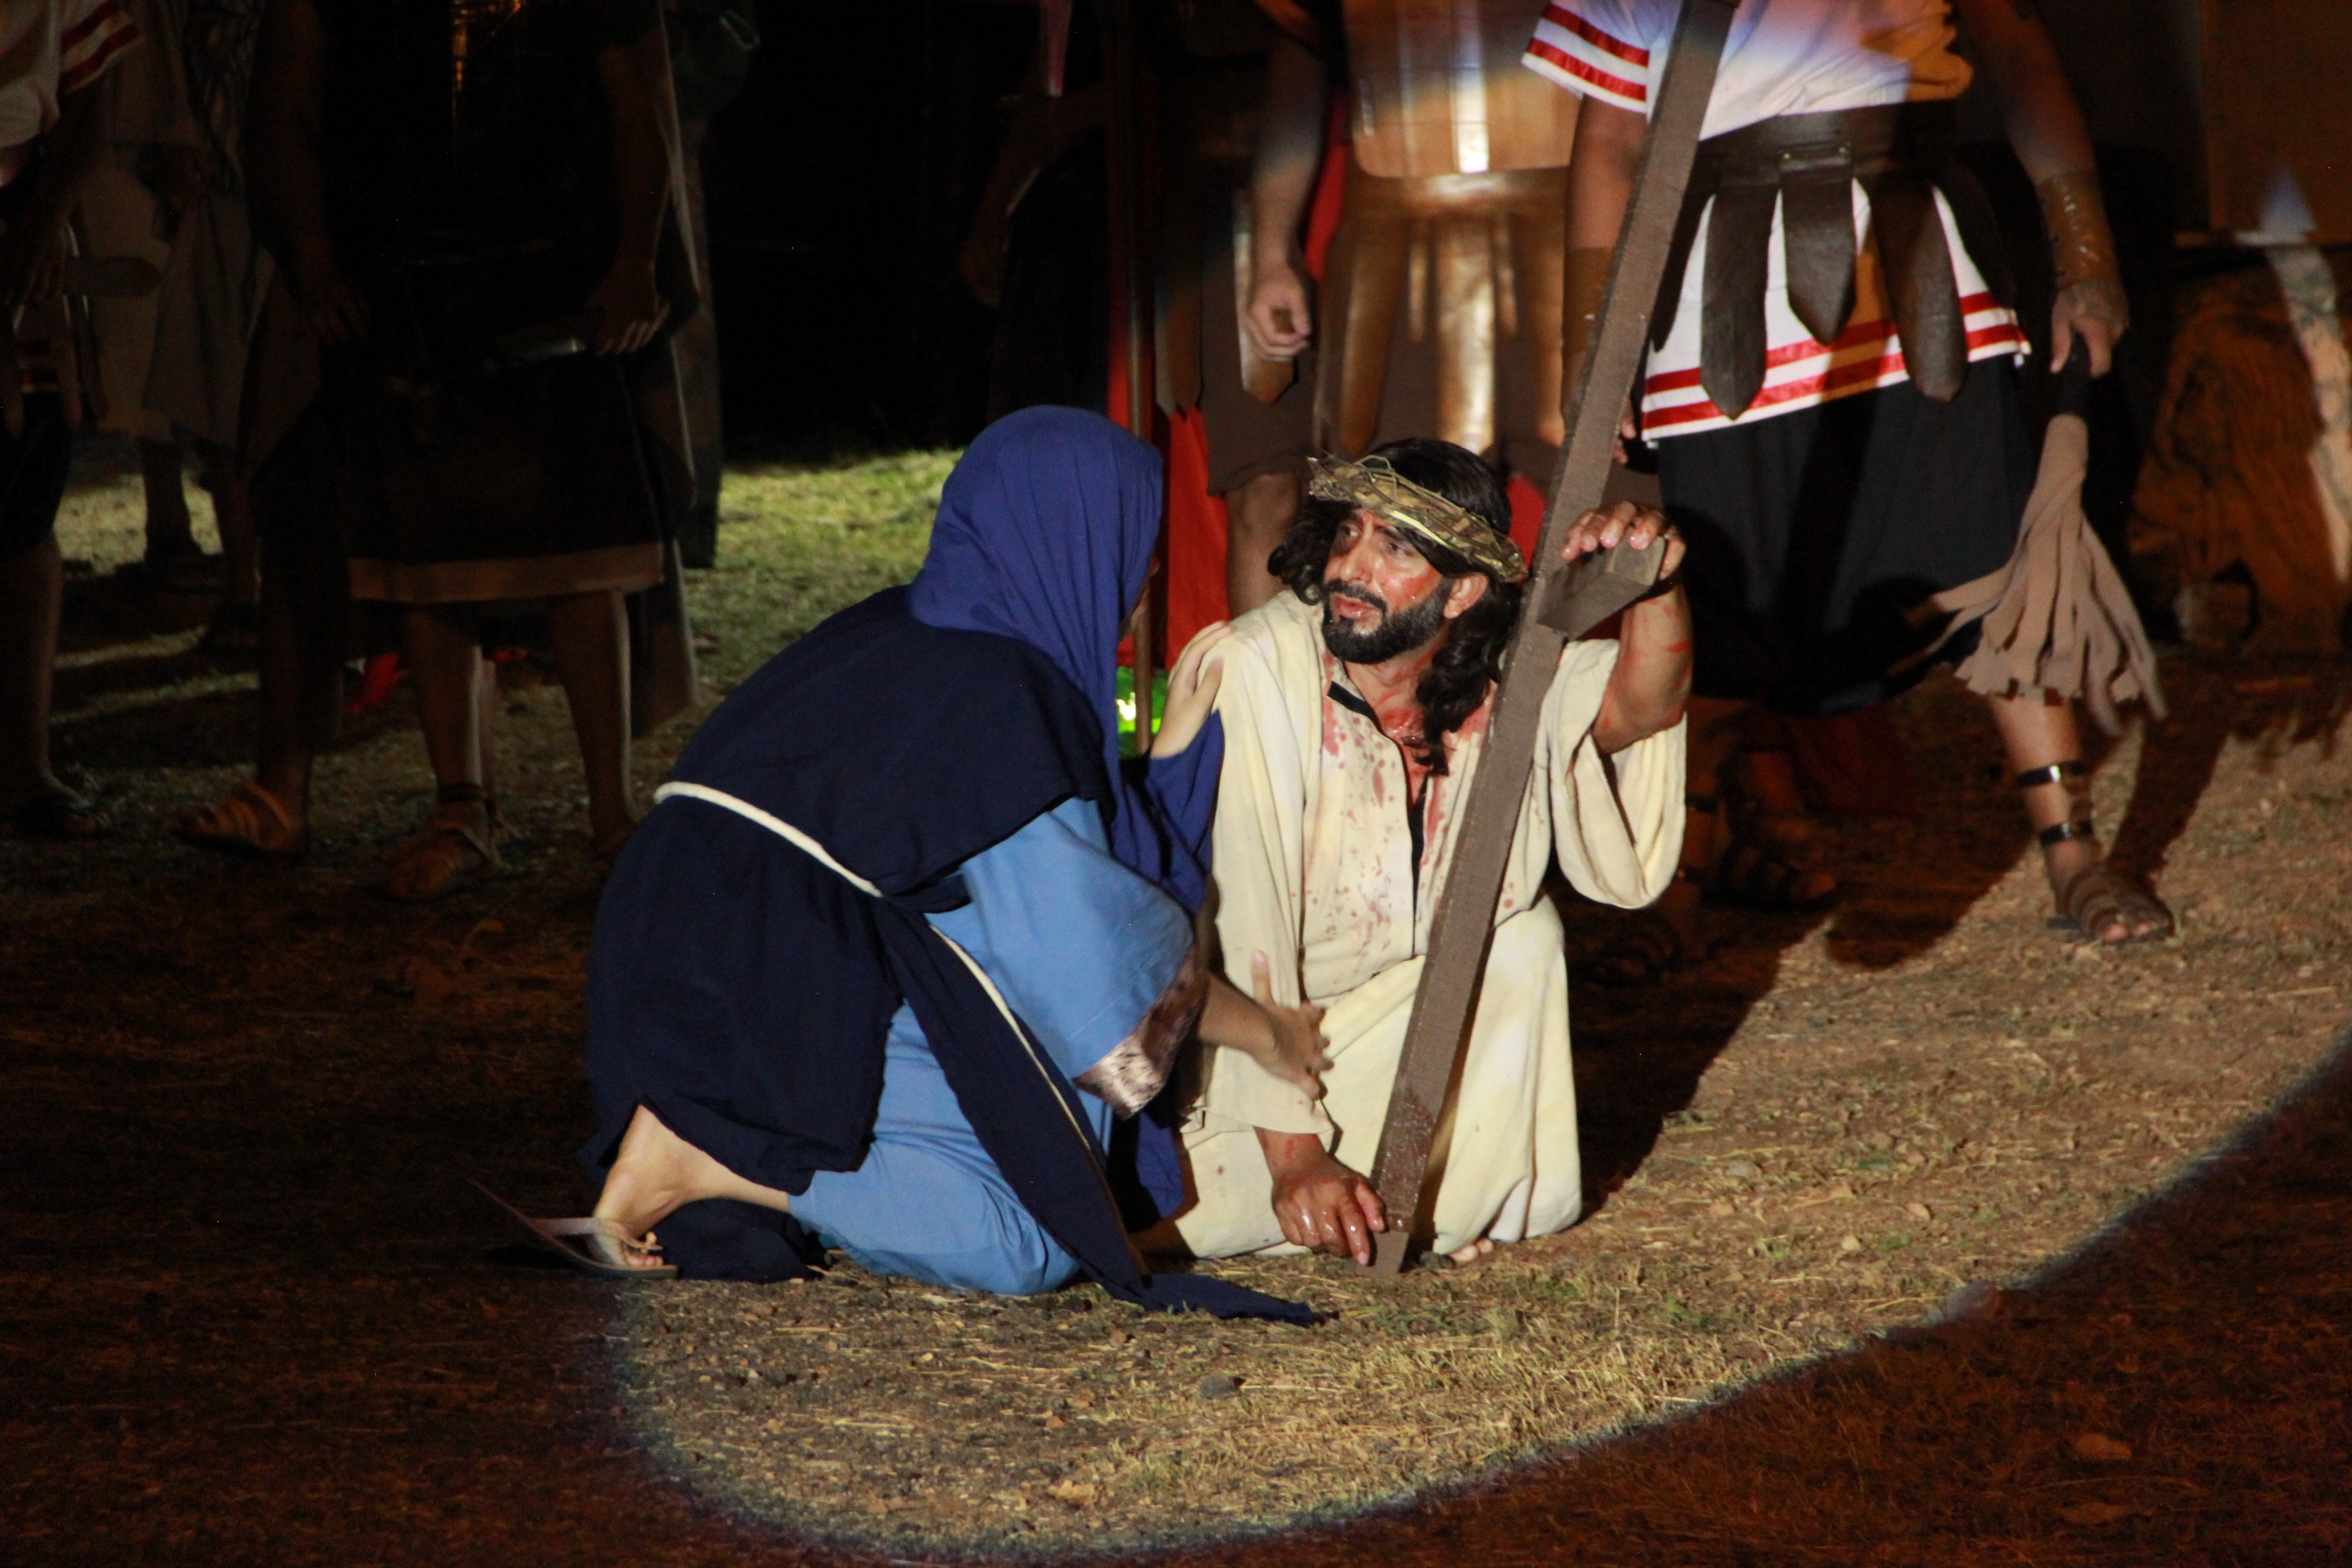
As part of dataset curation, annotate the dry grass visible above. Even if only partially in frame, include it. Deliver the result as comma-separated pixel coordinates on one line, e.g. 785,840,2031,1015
53,441,224,575
15,444,2351,1562
480,455,2352,1554
619,1245,1756,1551
689,451,955,688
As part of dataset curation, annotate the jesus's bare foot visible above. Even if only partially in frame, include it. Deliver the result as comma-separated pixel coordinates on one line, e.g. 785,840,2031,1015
1447,1236,1498,1264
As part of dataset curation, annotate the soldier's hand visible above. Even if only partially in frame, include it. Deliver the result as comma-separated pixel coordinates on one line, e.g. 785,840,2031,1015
0,225,66,315
958,215,1009,308
588,263,666,356
1261,1131,1385,1265
1150,621,1231,759
2050,279,2124,377
1561,500,1684,584
297,272,369,347
1244,260,1313,362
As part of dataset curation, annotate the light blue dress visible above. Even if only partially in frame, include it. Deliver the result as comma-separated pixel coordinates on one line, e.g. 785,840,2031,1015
788,798,1192,1295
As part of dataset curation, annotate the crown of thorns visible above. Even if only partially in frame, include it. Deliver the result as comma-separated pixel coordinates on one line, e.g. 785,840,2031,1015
1305,455,1528,583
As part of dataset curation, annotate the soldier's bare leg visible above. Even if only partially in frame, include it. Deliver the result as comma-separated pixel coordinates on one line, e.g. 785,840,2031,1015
547,588,635,860
1987,689,2169,943
210,451,259,609
138,438,198,566
195,445,263,652
0,536,100,832
385,605,498,898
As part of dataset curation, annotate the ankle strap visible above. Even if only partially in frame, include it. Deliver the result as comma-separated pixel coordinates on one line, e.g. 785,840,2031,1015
2038,818,2097,847
2015,761,2086,791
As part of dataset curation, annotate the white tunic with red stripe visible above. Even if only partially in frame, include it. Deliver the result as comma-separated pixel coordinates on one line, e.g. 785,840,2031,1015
1521,0,2024,438
0,0,142,397
0,0,141,159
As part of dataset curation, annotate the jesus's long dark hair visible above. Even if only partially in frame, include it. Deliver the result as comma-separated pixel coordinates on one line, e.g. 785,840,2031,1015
1266,439,1522,776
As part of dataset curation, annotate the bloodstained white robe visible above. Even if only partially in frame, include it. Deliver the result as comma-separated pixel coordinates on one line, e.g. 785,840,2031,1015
1174,592,1684,1258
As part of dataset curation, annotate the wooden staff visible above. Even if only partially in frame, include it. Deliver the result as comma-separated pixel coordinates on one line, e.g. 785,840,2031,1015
1100,0,1158,750
1357,0,1737,1275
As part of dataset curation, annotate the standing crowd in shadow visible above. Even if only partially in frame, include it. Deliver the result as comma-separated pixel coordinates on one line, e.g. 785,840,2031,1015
6,0,742,900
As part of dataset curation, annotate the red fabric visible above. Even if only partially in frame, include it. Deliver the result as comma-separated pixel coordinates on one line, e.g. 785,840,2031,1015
1780,708,1920,818
1106,215,1153,665
1105,318,1142,436
1523,37,1647,104
1301,96,1349,284
1504,473,1545,566
1162,409,1231,652
348,652,403,716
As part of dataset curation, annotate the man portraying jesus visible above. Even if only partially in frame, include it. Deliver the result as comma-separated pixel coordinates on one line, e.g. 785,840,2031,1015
1171,438,1693,1265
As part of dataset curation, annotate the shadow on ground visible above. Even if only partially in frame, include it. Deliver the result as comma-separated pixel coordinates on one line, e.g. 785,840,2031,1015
7,558,2347,1562
1568,657,2352,1214
1161,1022,2352,1568
6,825,2343,1566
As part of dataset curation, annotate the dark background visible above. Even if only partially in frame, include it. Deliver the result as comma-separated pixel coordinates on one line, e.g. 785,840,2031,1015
696,1,1039,454
700,0,2221,470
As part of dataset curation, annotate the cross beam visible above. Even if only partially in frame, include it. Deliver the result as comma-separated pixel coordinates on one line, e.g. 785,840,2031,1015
1358,0,1737,1275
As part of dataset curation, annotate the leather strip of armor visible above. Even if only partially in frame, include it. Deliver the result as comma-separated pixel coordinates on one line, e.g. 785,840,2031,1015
1344,0,1578,178
1778,145,1860,346
1700,170,1776,417
1861,165,1966,404
1651,104,2008,419
1314,164,1567,456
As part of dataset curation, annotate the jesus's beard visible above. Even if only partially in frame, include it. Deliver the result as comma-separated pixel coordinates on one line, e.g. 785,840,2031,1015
1318,578,1452,665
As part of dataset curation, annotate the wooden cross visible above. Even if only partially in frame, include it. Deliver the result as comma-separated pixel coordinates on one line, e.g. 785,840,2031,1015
1358,0,1739,1274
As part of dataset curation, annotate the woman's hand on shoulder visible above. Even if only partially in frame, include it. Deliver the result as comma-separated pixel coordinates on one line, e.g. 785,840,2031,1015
1244,950,1330,1099
1150,621,1234,759
1194,951,1331,1101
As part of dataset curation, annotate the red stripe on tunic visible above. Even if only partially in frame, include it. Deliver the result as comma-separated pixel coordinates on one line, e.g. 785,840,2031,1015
1525,37,1647,103
1642,294,2013,395
59,0,131,55
1643,323,2030,432
60,19,138,94
1541,5,1651,65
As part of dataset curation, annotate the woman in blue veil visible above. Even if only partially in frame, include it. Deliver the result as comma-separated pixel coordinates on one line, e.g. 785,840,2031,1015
494,409,1325,1320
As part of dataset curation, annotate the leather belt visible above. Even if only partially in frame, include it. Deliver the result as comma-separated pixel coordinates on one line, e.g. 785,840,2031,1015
1651,103,2011,419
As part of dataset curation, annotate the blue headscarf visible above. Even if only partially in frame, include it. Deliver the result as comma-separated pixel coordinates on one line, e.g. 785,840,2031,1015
908,405,1219,908
909,407,1158,776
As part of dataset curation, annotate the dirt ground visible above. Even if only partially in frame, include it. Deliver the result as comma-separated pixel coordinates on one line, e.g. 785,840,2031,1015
6,445,2349,1565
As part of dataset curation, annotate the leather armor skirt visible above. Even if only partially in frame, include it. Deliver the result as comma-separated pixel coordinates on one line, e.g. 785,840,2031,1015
1658,103,2012,421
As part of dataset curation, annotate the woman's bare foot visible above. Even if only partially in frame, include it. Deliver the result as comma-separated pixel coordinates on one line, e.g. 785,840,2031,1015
593,1103,794,1244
